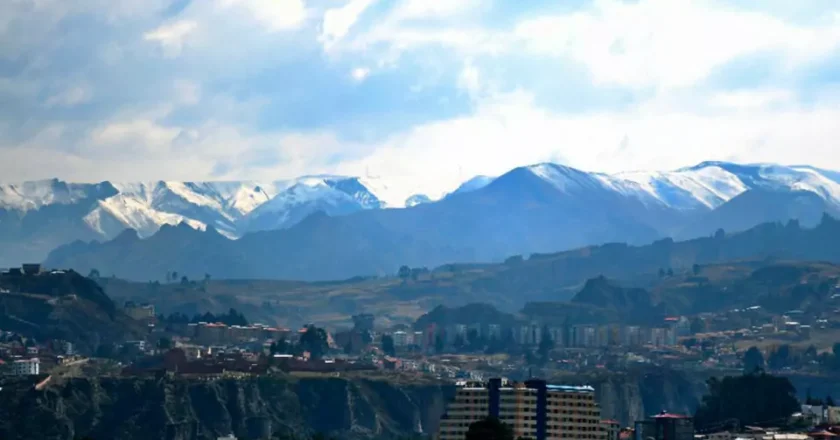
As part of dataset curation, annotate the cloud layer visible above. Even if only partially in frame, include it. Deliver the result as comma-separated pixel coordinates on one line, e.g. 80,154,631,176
2,0,840,201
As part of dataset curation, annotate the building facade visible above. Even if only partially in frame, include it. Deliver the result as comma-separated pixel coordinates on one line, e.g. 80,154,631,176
437,378,606,440
12,358,40,375
634,413,694,440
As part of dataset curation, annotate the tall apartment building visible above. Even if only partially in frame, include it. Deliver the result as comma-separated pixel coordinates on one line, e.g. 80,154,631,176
437,378,606,440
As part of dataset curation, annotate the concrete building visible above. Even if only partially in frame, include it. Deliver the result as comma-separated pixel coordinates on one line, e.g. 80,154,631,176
437,378,605,440
124,302,156,321
634,412,694,440
392,331,409,347
601,420,621,440
12,358,40,375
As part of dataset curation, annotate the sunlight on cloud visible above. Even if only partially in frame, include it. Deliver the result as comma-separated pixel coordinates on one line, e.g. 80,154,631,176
320,0,377,50
219,0,308,32
45,85,93,108
143,20,198,58
351,67,371,81
513,0,840,88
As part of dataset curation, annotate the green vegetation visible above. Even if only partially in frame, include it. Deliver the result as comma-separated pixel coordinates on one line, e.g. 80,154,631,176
743,346,765,373
694,372,800,429
466,417,514,440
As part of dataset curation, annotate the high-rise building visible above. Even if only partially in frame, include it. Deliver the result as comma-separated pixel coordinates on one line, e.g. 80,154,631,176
437,378,606,440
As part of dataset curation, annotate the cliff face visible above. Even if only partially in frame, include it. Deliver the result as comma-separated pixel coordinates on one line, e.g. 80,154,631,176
11,369,828,439
0,376,456,440
593,369,706,425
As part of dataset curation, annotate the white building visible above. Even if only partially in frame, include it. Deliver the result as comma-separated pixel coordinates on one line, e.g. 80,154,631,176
393,331,409,347
12,358,40,376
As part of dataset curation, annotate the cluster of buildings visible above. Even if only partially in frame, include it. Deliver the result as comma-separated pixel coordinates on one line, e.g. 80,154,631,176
187,322,292,346
0,337,79,376
391,318,692,352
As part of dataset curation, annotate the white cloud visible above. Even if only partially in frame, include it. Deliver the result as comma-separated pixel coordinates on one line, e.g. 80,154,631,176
350,67,370,81
320,0,377,50
337,0,840,90
390,0,481,21
327,89,840,201
708,89,794,110
143,20,198,58
45,85,93,108
219,0,307,32
513,0,840,88
457,61,481,97
173,80,201,106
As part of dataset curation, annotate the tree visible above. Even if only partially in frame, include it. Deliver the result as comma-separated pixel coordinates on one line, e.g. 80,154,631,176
804,345,818,361
381,334,396,356
158,337,172,350
743,346,765,373
667,268,674,277
767,345,792,370
714,228,726,240
398,265,411,281
172,271,178,282
658,268,666,278
827,395,836,407
87,268,101,279
692,264,701,276
299,325,329,360
538,325,555,361
271,338,289,355
690,317,706,334
180,275,189,285
694,371,799,429
466,417,514,440
434,334,445,354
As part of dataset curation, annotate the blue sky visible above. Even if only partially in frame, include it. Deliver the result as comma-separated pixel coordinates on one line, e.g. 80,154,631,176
1,0,840,201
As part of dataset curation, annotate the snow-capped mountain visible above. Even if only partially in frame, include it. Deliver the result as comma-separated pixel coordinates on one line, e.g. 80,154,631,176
405,194,432,207
241,176,384,233
0,175,390,267
7,161,840,270
495,161,840,213
445,175,495,198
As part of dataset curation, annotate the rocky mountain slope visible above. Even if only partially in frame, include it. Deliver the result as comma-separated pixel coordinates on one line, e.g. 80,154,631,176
9,161,840,274
0,270,142,352
43,196,840,282
0,376,454,440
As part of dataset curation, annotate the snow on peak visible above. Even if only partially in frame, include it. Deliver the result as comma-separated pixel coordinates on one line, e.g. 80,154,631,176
446,175,495,198
0,178,107,211
405,194,432,207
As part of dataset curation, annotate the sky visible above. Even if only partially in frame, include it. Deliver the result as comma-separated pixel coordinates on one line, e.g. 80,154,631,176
1,0,840,200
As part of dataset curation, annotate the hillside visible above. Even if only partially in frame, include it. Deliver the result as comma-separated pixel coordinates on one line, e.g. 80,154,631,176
523,260,840,325
0,270,142,352
44,199,840,283
0,375,455,440
97,220,840,330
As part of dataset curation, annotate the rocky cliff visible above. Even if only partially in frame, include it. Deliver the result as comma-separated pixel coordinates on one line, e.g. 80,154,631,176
590,369,706,425
0,368,714,440
0,375,455,440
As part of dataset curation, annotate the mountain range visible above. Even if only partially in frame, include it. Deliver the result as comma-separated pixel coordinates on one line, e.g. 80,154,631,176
33,161,840,281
